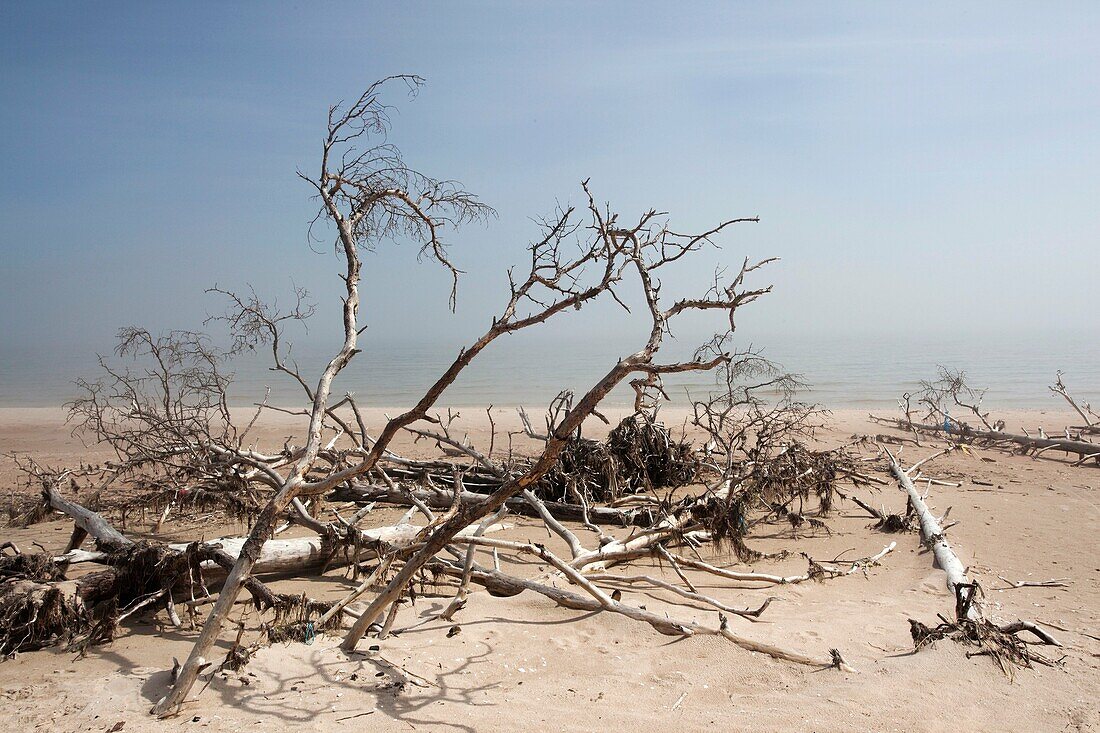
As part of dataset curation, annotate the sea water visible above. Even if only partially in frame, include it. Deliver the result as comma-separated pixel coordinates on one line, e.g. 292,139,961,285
2,330,1097,412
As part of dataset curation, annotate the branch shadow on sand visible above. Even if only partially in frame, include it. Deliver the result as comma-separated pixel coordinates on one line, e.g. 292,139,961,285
136,634,500,731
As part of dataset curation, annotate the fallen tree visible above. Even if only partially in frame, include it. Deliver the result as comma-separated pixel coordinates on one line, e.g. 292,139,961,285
882,445,1061,671
876,366,1100,465
1,465,513,656
16,75,817,715
873,415,1100,462
1,77,945,720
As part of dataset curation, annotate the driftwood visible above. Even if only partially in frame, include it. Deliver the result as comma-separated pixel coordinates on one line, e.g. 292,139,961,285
884,447,978,620
881,367,1099,465
41,483,510,577
40,484,131,553
884,446,1062,669
872,415,1100,462
333,483,646,526
425,538,853,672
1050,372,1099,435
428,562,844,668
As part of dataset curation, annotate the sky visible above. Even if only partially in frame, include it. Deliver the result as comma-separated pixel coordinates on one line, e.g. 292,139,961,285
2,2,1099,370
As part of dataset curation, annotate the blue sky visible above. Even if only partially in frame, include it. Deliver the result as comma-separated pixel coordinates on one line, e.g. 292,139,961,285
2,2,1098,364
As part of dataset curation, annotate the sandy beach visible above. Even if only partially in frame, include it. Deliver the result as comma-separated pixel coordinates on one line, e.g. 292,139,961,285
1,405,1097,732
5,4,1100,730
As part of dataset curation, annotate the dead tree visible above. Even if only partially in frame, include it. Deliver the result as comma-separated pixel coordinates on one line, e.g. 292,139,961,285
148,75,767,714
152,76,495,712
1050,371,1100,435
913,367,1001,432
875,367,1100,465
11,79,926,711
883,446,1061,669
337,229,772,651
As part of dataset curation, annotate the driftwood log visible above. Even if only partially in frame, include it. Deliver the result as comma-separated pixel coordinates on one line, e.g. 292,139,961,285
884,446,1062,665
884,448,978,620
874,416,1100,462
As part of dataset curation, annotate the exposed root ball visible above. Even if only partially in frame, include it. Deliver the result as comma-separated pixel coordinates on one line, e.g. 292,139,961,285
0,553,66,583
607,415,697,491
541,415,696,503
692,493,758,561
0,579,86,654
876,514,912,533
744,442,845,515
700,443,852,559
909,617,1057,673
1,543,194,656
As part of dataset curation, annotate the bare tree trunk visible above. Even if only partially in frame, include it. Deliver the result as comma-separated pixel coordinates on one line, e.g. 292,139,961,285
153,190,365,717
885,450,979,621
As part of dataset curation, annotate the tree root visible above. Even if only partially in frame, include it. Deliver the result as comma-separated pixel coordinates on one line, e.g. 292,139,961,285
909,615,1062,674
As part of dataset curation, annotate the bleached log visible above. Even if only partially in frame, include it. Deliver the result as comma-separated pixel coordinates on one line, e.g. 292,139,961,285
41,482,506,577
885,450,979,621
43,484,130,552
53,522,509,575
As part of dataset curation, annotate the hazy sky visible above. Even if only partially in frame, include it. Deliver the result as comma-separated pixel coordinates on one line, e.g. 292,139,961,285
3,2,1099,364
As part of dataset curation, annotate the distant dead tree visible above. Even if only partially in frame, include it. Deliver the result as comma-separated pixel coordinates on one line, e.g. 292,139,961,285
1050,371,1099,435
873,366,1100,465
911,366,1001,432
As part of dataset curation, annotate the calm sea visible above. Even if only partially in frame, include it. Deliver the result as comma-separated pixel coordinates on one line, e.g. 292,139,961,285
1,331,1097,412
